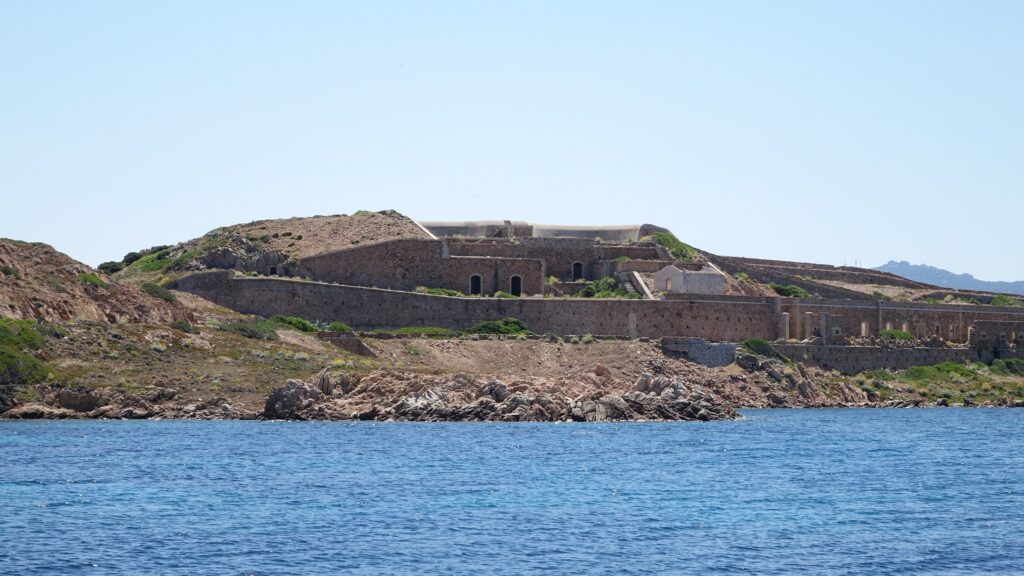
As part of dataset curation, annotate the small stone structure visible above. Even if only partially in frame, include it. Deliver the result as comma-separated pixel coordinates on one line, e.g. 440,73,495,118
660,337,737,367
653,264,727,295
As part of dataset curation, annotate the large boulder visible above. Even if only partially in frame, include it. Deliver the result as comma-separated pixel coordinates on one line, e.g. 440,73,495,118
2,403,77,419
478,381,509,402
55,387,107,412
312,369,336,396
263,380,323,420
388,389,448,420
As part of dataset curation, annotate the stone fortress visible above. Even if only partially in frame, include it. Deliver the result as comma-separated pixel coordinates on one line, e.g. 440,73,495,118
170,218,1024,374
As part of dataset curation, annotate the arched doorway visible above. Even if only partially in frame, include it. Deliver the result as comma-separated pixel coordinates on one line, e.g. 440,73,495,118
510,276,522,296
470,275,482,295
572,262,584,281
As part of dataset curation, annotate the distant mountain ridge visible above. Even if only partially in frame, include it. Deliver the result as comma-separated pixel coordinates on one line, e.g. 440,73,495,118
875,261,1024,295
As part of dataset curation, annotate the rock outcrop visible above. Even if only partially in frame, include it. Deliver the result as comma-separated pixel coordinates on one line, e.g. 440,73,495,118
0,239,191,324
257,368,738,422
1,385,254,420
263,380,324,420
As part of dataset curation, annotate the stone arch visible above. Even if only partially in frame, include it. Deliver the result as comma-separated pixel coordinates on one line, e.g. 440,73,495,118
510,275,522,296
572,262,584,281
469,275,482,295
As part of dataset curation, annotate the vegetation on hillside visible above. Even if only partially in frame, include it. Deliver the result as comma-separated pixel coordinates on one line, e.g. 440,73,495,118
769,283,810,298
327,322,353,333
742,338,788,361
990,295,1024,308
215,315,320,340
141,282,176,302
0,319,55,403
468,317,530,335
860,361,1024,405
573,277,640,299
415,286,464,297
878,329,915,341
381,326,463,337
644,231,697,261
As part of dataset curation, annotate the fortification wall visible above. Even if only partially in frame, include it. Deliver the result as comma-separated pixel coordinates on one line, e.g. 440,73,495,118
781,299,1024,343
171,272,777,339
774,344,975,375
295,239,544,295
170,272,1024,350
446,238,660,279
716,256,927,289
532,225,641,242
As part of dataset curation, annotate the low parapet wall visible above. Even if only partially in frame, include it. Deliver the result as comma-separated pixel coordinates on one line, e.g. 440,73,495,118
773,344,974,375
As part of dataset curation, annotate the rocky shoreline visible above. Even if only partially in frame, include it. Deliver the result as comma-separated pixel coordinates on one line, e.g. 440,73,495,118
4,361,1021,422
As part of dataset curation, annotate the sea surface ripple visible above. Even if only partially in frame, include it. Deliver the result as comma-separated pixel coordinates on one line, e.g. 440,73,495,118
1,409,1022,575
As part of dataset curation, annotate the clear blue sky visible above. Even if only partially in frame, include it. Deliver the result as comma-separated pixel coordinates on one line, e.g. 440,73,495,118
2,1,1021,280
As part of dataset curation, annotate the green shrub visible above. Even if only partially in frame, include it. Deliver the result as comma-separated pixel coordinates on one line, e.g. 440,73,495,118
97,261,123,274
647,231,697,261
0,319,46,350
613,256,632,262
415,286,464,297
903,362,980,384
742,338,787,361
78,274,107,288
327,321,353,333
468,317,530,335
990,358,1024,376
170,320,200,334
141,282,176,302
0,264,19,278
494,291,518,299
990,295,1024,308
734,272,749,282
131,249,173,272
879,329,915,341
769,283,809,298
219,321,279,340
122,252,143,265
269,315,318,333
391,326,461,337
573,277,638,299
0,319,51,388
0,345,48,387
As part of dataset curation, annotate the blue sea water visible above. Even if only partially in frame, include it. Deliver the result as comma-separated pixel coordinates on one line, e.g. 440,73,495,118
1,409,1022,575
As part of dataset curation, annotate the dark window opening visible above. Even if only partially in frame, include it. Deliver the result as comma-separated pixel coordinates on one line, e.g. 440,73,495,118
510,276,522,296
572,262,584,281
470,275,482,295
269,266,277,276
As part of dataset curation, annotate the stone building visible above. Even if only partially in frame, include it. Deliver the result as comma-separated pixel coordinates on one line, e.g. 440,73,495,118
652,265,727,295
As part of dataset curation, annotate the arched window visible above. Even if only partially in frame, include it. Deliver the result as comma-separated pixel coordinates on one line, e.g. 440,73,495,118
510,276,522,296
572,262,584,281
469,275,482,295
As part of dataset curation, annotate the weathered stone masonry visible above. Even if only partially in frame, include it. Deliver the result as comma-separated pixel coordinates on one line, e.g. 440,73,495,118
172,271,1024,345
172,272,777,340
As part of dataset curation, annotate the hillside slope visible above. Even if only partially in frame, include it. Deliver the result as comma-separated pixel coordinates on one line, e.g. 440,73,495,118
0,239,190,324
111,209,429,285
876,261,1024,295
